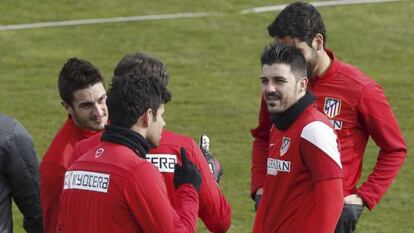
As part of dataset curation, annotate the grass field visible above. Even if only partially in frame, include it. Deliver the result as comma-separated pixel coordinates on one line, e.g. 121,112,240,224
1,0,413,232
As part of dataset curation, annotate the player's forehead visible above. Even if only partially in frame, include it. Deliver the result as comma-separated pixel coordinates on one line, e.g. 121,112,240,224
261,63,293,79
72,82,106,105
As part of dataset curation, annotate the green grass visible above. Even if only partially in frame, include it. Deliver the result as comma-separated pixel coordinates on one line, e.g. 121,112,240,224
2,1,413,232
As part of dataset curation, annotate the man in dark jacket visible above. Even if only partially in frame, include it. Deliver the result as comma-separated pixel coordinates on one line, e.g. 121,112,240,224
0,113,43,233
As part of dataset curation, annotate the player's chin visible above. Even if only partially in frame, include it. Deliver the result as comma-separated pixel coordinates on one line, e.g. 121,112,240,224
148,139,160,148
268,107,285,115
89,121,106,131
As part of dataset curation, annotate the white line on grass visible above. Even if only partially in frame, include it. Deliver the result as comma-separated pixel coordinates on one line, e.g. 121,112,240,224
241,0,405,14
0,0,405,31
0,12,217,31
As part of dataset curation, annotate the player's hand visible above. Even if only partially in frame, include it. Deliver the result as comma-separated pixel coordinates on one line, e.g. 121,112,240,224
254,188,263,211
174,147,202,192
344,194,364,205
199,135,223,183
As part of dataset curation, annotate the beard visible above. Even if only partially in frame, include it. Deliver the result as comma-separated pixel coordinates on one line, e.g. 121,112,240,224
71,109,106,131
306,49,319,79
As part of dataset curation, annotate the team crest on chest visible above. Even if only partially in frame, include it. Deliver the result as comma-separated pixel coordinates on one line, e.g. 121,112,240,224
280,137,291,156
324,97,342,118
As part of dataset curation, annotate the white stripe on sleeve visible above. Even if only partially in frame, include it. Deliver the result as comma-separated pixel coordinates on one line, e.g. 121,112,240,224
301,121,342,169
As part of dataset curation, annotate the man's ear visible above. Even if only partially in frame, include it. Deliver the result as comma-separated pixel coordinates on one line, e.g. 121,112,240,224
61,100,72,115
312,33,325,51
141,108,153,128
297,77,308,93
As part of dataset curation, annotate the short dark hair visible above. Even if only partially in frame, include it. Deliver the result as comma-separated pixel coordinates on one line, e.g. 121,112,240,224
106,73,171,128
267,2,327,48
58,57,104,105
261,43,307,80
114,52,169,86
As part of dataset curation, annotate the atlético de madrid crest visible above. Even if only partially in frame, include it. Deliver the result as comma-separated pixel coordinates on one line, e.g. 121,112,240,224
324,97,341,118
280,137,291,156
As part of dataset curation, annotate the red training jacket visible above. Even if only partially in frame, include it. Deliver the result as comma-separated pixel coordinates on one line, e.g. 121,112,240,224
57,141,199,233
39,116,100,233
71,129,231,233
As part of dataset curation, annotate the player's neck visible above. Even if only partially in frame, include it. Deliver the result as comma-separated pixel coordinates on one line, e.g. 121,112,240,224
315,50,332,77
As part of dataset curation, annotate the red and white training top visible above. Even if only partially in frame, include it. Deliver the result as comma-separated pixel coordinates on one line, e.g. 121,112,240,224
253,104,343,233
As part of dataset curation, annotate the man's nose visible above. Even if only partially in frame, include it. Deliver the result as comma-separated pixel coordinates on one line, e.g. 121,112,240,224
263,83,276,94
92,103,104,116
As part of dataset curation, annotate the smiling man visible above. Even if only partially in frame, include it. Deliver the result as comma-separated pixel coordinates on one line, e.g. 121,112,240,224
252,44,343,233
39,58,108,233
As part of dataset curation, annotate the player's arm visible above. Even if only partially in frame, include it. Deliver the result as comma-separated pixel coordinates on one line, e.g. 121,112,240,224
251,98,272,199
192,140,231,233
356,83,407,210
39,162,65,233
8,122,43,233
312,179,343,233
127,148,200,233
301,121,344,233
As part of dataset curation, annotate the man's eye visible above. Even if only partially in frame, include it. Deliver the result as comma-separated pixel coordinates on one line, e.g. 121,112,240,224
79,104,92,109
99,96,107,103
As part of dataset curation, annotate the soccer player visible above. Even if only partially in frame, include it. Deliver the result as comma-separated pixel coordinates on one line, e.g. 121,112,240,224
252,43,343,233
0,113,43,233
57,73,201,232
70,53,231,233
39,58,108,233
251,2,407,233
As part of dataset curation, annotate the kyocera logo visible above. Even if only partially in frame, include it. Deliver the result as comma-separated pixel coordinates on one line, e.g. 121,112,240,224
146,154,177,173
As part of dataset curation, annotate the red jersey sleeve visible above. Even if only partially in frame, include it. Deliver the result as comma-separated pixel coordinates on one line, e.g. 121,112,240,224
189,140,231,233
40,162,65,233
300,121,344,233
126,162,199,233
309,179,344,233
355,82,407,210
250,98,272,197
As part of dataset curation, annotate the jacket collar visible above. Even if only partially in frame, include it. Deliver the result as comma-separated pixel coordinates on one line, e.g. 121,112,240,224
101,125,150,159
271,91,314,131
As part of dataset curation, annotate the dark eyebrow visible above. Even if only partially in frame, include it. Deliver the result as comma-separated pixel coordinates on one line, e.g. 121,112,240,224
260,75,286,81
272,76,286,80
263,76,287,82
78,101,94,108
77,94,106,108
